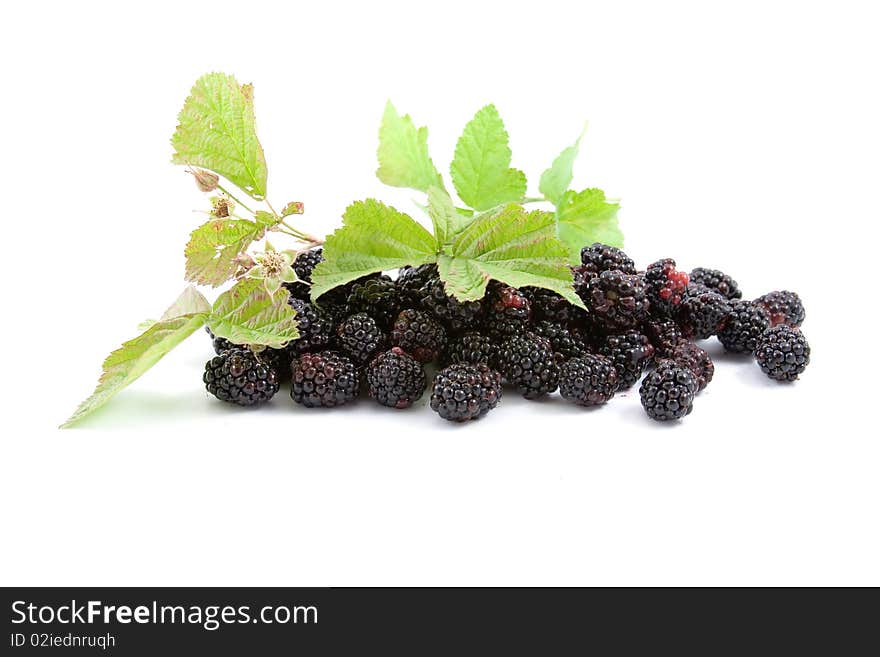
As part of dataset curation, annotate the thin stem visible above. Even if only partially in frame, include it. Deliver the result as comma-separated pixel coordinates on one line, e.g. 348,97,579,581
281,220,321,244
521,196,546,204
265,199,280,218
217,184,255,215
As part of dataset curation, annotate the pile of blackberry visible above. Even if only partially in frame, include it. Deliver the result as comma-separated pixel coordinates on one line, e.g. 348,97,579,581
203,244,810,424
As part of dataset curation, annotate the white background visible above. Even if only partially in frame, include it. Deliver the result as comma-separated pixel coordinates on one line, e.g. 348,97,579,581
2,0,878,586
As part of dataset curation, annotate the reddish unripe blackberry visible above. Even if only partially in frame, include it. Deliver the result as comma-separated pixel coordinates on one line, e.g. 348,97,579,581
482,282,532,341
582,270,650,331
345,275,401,329
287,298,336,354
642,319,685,358
532,321,591,361
755,290,805,328
645,258,690,317
336,313,386,365
521,286,573,325
717,300,771,353
445,332,499,368
755,326,810,381
418,276,483,334
559,354,619,406
366,347,426,409
675,286,732,340
580,243,637,275
203,348,279,406
496,333,560,399
597,330,655,390
639,360,698,421
689,267,742,300
671,341,714,392
390,309,448,363
430,363,502,422
290,351,359,408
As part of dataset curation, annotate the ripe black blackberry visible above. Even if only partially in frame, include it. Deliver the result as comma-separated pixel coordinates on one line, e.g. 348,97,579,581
639,360,698,421
287,298,336,355
597,330,655,390
675,286,732,340
482,282,532,341
429,363,502,422
689,267,742,300
645,258,690,317
717,300,771,353
283,248,324,301
390,309,447,363
580,243,637,275
532,320,590,361
290,351,359,408
755,290,805,328
366,347,426,408
206,326,237,354
670,341,714,392
559,354,619,406
642,319,685,359
581,270,650,331
755,326,810,382
521,286,573,325
418,276,483,334
445,332,499,368
397,263,438,307
336,313,386,365
496,333,560,399
345,275,401,329
203,348,279,406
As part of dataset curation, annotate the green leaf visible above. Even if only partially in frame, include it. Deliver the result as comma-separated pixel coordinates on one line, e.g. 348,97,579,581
184,217,265,287
280,201,304,217
556,188,623,264
427,186,470,247
442,204,584,307
450,104,526,211
171,73,268,200
255,210,277,227
310,199,438,299
539,126,586,204
376,101,444,192
206,279,300,349
61,287,210,428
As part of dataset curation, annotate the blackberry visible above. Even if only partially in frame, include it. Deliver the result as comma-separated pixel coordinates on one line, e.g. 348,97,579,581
287,298,336,354
755,290,805,328
203,348,279,406
645,258,689,317
670,341,714,392
675,287,732,340
419,276,483,334
580,243,637,275
390,309,447,363
717,300,771,353
397,264,438,307
581,270,650,331
283,248,324,301
755,326,810,382
445,332,499,368
206,326,237,354
532,321,590,361
366,347,426,409
640,360,698,421
689,267,742,300
559,354,619,406
429,363,502,422
336,313,386,365
521,286,573,325
345,275,401,329
642,319,685,358
482,282,532,341
290,351,359,408
496,333,560,399
598,330,655,390
260,347,293,383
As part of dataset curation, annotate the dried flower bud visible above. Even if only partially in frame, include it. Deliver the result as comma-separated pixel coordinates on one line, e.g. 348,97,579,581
191,168,219,192
211,196,233,218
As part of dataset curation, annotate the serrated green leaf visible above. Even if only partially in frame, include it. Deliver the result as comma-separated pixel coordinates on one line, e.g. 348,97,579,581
427,186,471,247
206,279,299,349
442,205,584,307
539,126,586,204
171,73,268,200
62,287,210,428
556,188,623,264
310,199,438,299
184,218,265,287
450,104,526,211
281,201,304,217
255,210,277,227
376,101,444,192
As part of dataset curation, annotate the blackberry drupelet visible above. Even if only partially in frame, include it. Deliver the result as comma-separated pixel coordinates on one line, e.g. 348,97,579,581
390,309,448,363
598,330,655,390
287,298,336,354
639,360,698,421
559,354,619,406
283,248,324,301
482,282,532,341
290,351,359,408
419,276,483,334
521,286,573,325
717,300,771,353
755,290,805,328
429,363,502,422
496,333,560,399
645,258,689,317
671,341,714,392
581,270,650,331
642,319,685,358
366,347,427,408
754,326,810,381
445,332,499,368
675,286,732,340
397,264,438,308
580,243,637,275
689,267,742,300
336,313,386,365
345,275,401,329
532,321,591,361
203,348,279,406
